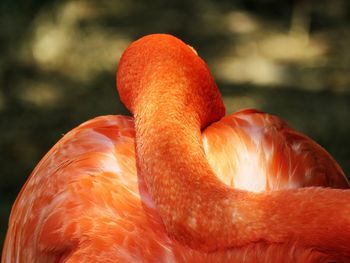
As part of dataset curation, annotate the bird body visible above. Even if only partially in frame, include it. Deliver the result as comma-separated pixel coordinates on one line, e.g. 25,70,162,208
3,112,348,262
2,34,350,262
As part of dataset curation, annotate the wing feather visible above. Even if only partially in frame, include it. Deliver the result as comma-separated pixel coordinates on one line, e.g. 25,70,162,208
203,109,349,192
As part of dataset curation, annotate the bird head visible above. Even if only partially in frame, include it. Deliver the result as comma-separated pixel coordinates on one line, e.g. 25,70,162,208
116,34,225,129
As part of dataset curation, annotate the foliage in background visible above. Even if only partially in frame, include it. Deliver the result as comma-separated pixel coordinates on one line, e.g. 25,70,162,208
1,0,350,249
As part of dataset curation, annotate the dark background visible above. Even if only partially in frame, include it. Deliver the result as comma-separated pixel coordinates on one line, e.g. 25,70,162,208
1,0,350,250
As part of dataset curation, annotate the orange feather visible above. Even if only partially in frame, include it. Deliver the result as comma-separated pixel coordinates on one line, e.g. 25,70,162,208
2,34,349,263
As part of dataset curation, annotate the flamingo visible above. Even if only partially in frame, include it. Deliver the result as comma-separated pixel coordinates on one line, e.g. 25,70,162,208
2,34,350,263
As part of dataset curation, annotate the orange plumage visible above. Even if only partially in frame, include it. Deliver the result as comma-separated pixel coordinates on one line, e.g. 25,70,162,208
2,34,350,263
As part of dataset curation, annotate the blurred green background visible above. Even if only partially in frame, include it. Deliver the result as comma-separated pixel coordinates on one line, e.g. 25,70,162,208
1,0,350,250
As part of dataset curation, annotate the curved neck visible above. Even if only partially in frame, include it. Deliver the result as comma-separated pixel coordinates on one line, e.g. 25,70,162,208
117,34,350,258
133,85,264,249
135,89,350,259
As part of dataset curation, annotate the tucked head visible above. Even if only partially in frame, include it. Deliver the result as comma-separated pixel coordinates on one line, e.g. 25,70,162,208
116,34,225,128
